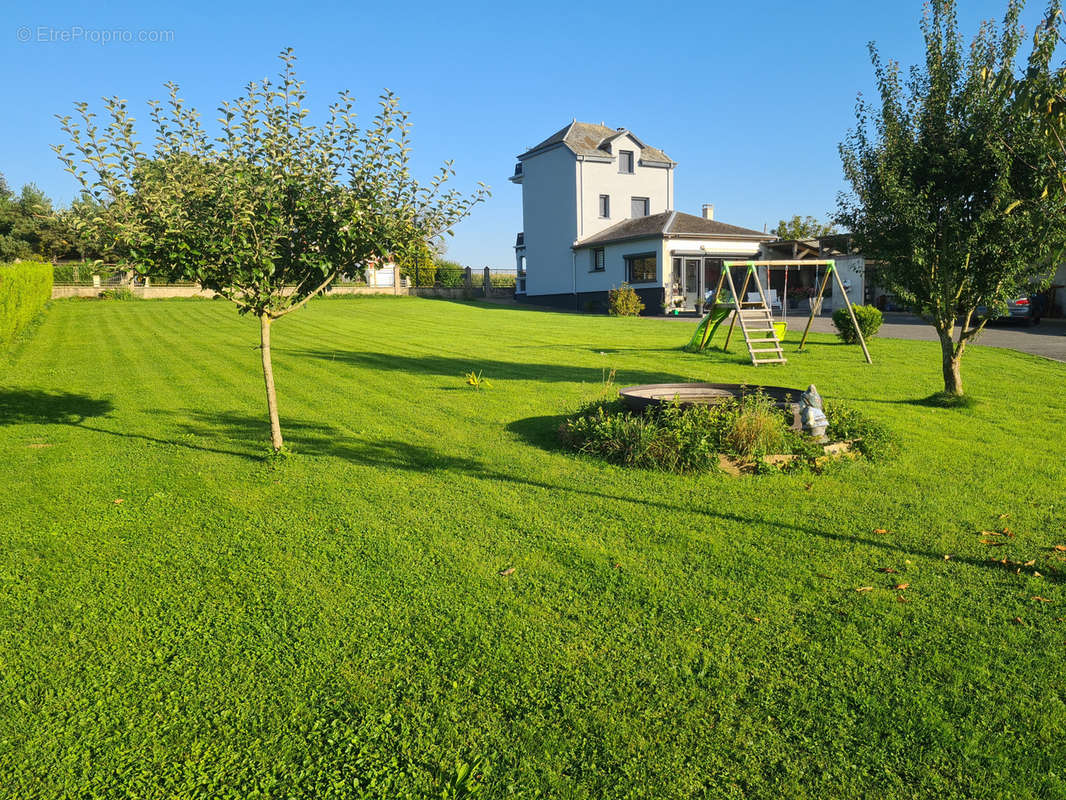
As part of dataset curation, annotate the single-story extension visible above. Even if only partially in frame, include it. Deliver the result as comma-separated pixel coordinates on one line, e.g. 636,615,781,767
571,209,773,313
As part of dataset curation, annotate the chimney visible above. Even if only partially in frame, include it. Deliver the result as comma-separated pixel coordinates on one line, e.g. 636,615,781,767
701,204,715,220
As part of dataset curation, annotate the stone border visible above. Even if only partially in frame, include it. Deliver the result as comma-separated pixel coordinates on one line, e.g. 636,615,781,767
717,441,856,476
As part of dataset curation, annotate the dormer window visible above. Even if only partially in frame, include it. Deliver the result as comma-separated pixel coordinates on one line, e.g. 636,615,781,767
619,150,635,174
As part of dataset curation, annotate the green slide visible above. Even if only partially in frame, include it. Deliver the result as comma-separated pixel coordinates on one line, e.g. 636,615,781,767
684,306,732,352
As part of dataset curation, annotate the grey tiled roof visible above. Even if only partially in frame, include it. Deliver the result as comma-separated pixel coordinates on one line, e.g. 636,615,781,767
518,121,674,164
575,211,770,248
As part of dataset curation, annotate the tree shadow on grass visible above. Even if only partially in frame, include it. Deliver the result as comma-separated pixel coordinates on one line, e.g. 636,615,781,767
0,388,252,459
153,407,1062,585
504,414,572,453
8,388,1048,585
586,347,690,355
0,388,114,426
153,409,490,471
833,392,979,410
285,349,690,386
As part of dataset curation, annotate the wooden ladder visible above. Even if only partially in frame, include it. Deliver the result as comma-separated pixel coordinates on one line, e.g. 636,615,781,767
721,263,787,366
737,304,786,365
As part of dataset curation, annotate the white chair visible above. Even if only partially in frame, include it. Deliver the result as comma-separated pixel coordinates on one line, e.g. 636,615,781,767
747,290,782,312
766,289,782,312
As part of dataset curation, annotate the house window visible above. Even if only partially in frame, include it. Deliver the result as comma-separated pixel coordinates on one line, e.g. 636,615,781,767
630,197,649,218
625,252,657,284
619,150,634,174
598,194,610,218
592,248,605,272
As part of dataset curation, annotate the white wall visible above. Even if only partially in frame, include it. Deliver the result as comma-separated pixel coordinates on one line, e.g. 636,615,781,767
519,132,677,297
832,255,865,310
575,237,663,294
575,237,764,296
664,239,763,259
520,146,578,296
576,133,673,241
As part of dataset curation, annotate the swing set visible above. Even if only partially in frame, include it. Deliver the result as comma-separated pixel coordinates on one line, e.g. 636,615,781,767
685,259,872,365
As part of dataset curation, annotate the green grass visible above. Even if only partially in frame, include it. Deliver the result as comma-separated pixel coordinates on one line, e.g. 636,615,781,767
1,296,1064,799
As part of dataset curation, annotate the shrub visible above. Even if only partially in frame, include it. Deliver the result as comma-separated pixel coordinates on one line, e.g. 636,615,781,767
399,261,437,287
560,393,799,473
560,393,891,473
559,398,717,473
52,261,103,285
100,287,136,301
723,393,790,458
396,244,439,287
823,399,894,459
436,261,467,288
608,283,644,316
832,304,882,344
0,260,52,349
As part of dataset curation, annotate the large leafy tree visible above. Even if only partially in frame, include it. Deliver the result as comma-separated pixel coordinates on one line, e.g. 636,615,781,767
771,215,837,240
837,0,1066,395
1015,10,1066,186
0,177,61,261
55,49,487,451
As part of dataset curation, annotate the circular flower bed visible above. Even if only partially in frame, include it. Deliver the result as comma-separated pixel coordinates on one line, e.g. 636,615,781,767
558,390,891,474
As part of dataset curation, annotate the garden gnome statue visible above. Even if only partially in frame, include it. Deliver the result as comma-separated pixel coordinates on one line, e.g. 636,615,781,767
800,384,828,440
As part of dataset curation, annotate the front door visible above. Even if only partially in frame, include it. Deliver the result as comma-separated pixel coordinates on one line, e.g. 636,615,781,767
684,259,701,309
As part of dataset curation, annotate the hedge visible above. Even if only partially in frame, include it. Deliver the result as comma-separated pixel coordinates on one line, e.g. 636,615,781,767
52,261,105,286
0,261,53,349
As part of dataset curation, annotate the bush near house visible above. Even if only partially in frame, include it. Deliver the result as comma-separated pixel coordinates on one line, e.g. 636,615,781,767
608,283,644,316
832,304,882,344
0,260,52,348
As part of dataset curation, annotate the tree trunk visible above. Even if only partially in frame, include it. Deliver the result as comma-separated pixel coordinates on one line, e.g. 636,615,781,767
259,314,284,452
937,329,964,395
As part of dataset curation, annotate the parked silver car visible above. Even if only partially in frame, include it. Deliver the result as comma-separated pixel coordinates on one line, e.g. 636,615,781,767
978,296,1043,325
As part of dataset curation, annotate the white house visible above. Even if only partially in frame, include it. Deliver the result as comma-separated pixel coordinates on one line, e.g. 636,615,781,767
511,120,772,313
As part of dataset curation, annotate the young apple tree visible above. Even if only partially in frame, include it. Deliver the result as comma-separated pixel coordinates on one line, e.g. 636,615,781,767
55,49,487,451
837,0,1066,395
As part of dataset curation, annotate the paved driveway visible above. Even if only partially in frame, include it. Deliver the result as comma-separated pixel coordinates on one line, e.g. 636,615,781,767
658,311,1066,361
799,312,1066,362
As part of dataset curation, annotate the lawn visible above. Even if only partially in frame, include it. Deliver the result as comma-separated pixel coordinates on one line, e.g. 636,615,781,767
1,296,1064,799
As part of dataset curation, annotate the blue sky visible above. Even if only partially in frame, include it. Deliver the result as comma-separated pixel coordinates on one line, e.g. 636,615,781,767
2,0,1054,268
